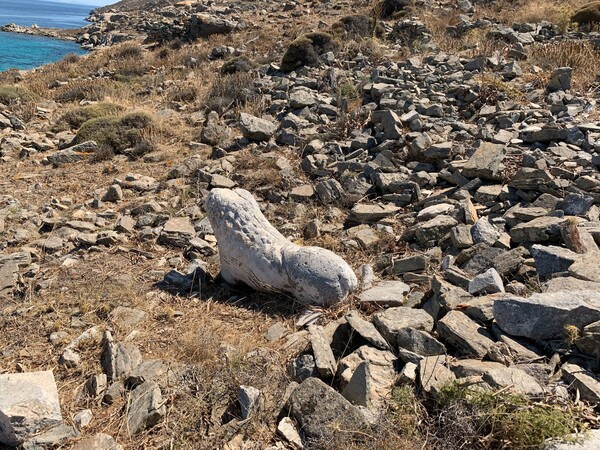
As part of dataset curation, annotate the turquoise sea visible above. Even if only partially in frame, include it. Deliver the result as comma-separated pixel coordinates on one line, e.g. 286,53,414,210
0,0,99,72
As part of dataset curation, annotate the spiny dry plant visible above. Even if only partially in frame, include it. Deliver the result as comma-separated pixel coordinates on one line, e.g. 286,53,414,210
528,40,600,91
202,71,258,114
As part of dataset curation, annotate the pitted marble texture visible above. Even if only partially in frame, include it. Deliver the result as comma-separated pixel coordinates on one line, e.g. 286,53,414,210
205,188,357,306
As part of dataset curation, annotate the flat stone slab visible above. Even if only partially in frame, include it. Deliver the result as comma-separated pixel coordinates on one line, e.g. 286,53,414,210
437,310,495,358
359,281,411,306
72,433,124,450
345,311,390,350
419,356,455,395
309,325,337,378
494,290,600,340
482,367,544,396
461,141,506,181
561,363,600,403
126,381,166,435
0,371,62,446
569,254,600,282
510,216,569,244
373,307,434,346
349,203,401,223
531,245,580,278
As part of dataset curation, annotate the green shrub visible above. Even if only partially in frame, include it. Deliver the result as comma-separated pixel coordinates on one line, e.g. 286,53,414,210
432,384,584,448
0,85,39,105
280,32,339,72
55,103,124,130
74,112,153,153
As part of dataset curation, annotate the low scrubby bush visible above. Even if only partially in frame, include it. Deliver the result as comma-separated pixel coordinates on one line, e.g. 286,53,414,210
375,0,414,19
280,32,339,72
54,103,124,130
204,72,257,113
572,2,600,26
169,85,198,103
0,85,39,105
55,80,110,103
116,43,144,59
74,112,153,153
332,14,379,38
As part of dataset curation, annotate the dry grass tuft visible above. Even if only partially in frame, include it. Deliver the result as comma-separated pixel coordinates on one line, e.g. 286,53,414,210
529,40,600,91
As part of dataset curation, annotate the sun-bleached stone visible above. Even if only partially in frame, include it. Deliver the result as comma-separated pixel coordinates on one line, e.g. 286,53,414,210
205,188,358,306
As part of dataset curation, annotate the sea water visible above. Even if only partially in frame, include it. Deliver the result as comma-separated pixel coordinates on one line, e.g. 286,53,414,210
0,0,96,71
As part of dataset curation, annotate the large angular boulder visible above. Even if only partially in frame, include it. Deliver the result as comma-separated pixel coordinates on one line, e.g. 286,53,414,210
239,113,276,142
0,371,62,446
285,378,368,443
494,291,600,340
187,14,238,39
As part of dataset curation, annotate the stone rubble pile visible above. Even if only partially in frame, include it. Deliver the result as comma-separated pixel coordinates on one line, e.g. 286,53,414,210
2,0,600,447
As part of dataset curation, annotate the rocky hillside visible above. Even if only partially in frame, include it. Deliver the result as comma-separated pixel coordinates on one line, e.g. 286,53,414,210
2,0,600,449
93,0,178,13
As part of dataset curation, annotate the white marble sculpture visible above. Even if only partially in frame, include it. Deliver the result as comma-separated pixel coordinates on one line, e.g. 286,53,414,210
205,188,358,306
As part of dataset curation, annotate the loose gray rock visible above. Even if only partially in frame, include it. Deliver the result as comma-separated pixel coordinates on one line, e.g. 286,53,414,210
494,291,600,340
358,280,410,306
530,245,580,278
396,327,446,356
345,311,390,350
461,142,506,181
468,268,505,295
159,217,196,248
126,381,166,435
277,417,303,449
101,184,123,203
239,112,276,142
0,371,63,446
483,367,544,396
238,385,262,420
373,307,434,346
285,378,368,443
309,325,337,378
437,311,495,358
101,331,142,380
71,433,124,450
547,67,572,92
289,354,317,382
418,356,455,395
74,409,93,428
561,363,600,403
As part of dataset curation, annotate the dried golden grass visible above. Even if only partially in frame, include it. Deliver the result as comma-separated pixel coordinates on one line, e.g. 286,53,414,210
528,40,600,92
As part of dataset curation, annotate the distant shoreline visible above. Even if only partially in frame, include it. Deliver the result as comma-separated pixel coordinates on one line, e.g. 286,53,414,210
0,22,84,43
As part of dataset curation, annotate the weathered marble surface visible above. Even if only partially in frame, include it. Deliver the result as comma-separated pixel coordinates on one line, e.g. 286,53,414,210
206,188,357,306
